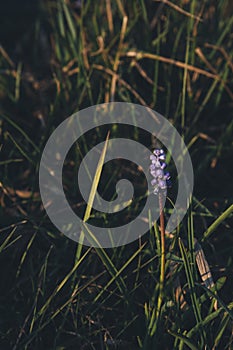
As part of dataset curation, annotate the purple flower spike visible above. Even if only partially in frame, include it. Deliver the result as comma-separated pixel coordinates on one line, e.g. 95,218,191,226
150,149,171,195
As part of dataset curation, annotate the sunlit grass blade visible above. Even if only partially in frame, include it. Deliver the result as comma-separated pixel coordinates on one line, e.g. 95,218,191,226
202,203,233,241
83,131,110,222
0,227,17,253
75,131,110,262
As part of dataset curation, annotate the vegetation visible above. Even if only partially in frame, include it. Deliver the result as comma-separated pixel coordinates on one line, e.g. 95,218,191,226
0,0,233,349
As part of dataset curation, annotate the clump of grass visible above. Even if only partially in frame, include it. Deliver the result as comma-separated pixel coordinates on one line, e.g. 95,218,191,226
0,0,233,349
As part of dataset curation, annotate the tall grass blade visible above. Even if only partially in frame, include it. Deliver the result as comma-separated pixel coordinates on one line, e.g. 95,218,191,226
202,204,233,241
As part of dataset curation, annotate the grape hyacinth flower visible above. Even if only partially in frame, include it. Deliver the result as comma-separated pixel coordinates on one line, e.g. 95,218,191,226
150,149,171,195
150,148,171,319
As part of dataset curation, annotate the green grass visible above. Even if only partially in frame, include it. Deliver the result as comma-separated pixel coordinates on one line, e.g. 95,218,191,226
0,0,233,349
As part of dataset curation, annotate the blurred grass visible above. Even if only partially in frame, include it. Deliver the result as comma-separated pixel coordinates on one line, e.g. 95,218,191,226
0,0,233,349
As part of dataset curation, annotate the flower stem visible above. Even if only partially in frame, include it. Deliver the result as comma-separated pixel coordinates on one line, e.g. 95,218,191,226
157,192,166,318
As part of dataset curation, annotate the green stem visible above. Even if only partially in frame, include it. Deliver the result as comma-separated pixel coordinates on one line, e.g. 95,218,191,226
157,193,166,318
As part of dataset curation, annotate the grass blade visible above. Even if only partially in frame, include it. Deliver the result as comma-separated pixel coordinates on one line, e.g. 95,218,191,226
202,204,233,241
83,131,110,222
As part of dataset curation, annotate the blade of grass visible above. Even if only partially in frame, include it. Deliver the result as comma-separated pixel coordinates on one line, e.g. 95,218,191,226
0,227,17,253
1,114,40,153
37,248,91,318
199,285,233,321
83,131,110,222
15,61,22,101
82,223,127,297
202,204,233,241
7,132,35,164
75,131,110,262
179,238,205,342
94,240,147,303
181,34,190,131
168,329,199,350
213,313,231,348
62,1,77,40
16,233,37,278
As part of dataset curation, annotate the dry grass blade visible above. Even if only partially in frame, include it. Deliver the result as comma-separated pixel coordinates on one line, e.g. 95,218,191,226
194,239,214,290
205,43,233,72
124,51,220,80
106,0,114,34
195,47,233,99
195,241,218,315
169,260,187,310
0,45,15,67
93,64,148,106
174,238,217,311
93,64,160,123
154,0,203,22
111,15,128,101
131,60,156,85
